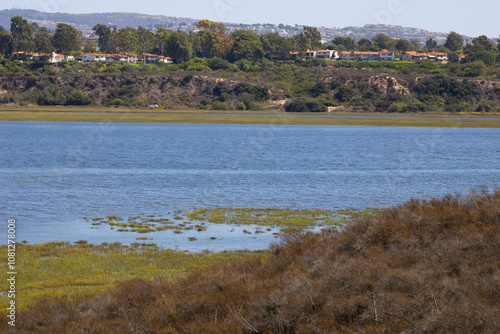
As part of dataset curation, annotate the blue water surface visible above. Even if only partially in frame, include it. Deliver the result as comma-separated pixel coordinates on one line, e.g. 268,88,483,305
1,122,499,250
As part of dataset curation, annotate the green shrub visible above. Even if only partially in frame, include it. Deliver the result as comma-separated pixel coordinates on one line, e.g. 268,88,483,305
102,84,141,106
180,58,212,72
236,102,246,110
476,100,498,112
232,83,270,102
234,59,253,72
464,61,487,77
285,98,327,113
414,75,481,105
65,90,93,106
309,81,330,97
211,101,229,110
207,57,232,70
401,101,427,113
335,85,354,102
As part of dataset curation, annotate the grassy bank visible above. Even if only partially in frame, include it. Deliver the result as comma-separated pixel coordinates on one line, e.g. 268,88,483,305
1,106,500,117
0,242,259,313
2,109,500,127
0,208,377,313
3,190,499,333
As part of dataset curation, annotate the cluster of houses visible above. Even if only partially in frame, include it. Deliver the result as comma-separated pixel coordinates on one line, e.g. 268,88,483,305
12,52,174,64
399,51,448,62
289,49,450,62
12,49,453,65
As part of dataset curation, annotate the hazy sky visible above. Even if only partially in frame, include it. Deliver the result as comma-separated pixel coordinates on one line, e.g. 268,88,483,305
2,0,499,37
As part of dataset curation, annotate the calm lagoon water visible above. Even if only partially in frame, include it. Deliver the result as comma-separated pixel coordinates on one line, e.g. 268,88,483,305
1,121,499,250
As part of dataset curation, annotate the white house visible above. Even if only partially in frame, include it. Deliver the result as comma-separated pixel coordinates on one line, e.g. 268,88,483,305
400,52,447,62
159,56,173,64
81,53,107,62
15,52,73,64
428,52,448,62
379,50,395,61
290,50,339,60
52,53,74,63
139,53,161,64
107,54,128,62
340,50,394,62
314,50,339,59
289,51,302,60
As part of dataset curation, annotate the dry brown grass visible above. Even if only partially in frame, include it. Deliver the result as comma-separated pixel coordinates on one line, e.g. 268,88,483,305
3,189,500,333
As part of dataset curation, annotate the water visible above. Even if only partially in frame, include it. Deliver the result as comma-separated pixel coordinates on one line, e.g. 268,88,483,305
1,121,499,250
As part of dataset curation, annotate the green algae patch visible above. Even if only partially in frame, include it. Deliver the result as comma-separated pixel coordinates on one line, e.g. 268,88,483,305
185,207,384,229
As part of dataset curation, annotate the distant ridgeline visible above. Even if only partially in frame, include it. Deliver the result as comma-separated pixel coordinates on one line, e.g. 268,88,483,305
0,8,454,42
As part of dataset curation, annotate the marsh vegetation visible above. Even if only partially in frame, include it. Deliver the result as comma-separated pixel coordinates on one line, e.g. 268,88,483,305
2,190,500,333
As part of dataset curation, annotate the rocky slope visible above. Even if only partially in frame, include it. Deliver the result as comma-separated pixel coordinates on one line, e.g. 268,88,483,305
0,72,498,110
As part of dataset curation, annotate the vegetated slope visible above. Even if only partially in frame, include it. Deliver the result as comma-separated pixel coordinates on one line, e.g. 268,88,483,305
1,69,500,112
2,189,500,333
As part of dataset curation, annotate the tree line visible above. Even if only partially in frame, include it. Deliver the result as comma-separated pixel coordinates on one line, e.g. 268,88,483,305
0,16,499,65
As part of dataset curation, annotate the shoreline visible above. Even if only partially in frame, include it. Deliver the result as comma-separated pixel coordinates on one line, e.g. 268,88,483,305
2,107,500,127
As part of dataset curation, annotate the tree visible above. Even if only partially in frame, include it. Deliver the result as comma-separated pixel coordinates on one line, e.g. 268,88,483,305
372,33,395,50
166,31,192,63
155,27,171,56
30,22,40,33
196,20,233,58
294,26,322,51
358,38,372,47
395,39,413,52
425,38,437,51
34,32,54,54
0,30,13,56
137,26,155,54
448,52,460,63
409,38,422,51
53,23,80,53
92,24,112,53
11,16,33,55
332,37,357,50
444,32,464,52
230,30,263,61
438,45,451,54
464,35,497,55
117,27,139,53
302,26,322,50
82,41,97,54
469,51,497,66
260,32,294,60
0,26,5,32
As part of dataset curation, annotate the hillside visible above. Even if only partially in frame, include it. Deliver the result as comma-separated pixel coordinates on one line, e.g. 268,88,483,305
2,189,499,333
0,8,454,42
1,58,499,113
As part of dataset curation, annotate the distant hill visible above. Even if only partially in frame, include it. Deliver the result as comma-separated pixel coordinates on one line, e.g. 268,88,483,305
0,9,198,33
0,8,455,43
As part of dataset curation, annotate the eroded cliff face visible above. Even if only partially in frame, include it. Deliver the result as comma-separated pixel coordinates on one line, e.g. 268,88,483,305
0,74,243,108
0,73,498,108
368,76,410,97
475,79,500,100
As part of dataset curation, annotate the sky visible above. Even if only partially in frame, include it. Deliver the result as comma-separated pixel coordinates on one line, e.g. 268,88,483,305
2,0,499,38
